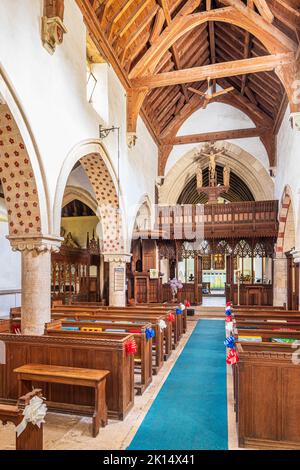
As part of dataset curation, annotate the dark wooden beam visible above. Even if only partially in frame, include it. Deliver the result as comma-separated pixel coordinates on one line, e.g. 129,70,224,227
163,127,271,145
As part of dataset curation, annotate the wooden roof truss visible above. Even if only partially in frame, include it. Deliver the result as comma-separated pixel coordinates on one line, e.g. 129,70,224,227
76,0,300,174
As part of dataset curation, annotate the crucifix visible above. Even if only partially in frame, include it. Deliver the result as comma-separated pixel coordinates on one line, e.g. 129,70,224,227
195,143,230,204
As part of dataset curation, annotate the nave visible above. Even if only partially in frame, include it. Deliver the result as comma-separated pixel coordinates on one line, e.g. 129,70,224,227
0,317,232,451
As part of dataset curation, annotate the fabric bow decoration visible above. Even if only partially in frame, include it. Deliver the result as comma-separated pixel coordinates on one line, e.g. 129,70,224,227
184,300,191,307
226,348,239,365
224,336,236,349
125,339,137,355
167,312,175,322
179,303,186,311
15,395,47,437
225,315,232,323
225,307,232,316
159,320,167,332
145,327,155,340
175,307,182,315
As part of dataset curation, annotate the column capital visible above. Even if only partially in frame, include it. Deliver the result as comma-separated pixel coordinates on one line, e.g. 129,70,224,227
103,253,132,264
7,234,63,253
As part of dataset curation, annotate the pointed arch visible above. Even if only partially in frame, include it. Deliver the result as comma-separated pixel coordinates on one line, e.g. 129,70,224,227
54,140,128,253
0,69,50,238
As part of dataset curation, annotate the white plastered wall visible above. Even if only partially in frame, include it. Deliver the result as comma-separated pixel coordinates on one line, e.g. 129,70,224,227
165,102,270,175
0,0,157,242
0,199,21,316
275,108,300,249
0,0,157,311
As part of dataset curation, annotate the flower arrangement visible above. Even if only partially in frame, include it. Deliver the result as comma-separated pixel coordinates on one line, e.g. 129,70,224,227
169,277,183,301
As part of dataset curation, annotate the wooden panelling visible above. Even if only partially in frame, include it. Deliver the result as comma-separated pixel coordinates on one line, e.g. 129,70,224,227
0,333,134,420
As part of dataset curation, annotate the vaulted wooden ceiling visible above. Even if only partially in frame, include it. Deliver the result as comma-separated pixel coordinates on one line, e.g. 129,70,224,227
77,0,300,174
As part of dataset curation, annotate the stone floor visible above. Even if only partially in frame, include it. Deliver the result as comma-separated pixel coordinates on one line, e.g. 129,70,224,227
0,318,240,450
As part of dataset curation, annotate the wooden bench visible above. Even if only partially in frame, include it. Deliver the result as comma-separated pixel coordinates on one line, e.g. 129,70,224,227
0,389,44,450
14,364,109,437
46,319,153,395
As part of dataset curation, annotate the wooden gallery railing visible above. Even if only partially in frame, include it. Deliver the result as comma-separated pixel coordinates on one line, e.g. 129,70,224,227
156,200,278,239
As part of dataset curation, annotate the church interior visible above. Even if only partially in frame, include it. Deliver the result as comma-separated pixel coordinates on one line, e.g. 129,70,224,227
0,0,300,453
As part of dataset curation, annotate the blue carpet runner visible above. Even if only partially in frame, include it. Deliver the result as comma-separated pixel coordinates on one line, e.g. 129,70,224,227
127,320,228,450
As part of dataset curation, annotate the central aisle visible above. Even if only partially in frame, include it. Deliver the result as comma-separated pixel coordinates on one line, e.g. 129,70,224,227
127,320,228,450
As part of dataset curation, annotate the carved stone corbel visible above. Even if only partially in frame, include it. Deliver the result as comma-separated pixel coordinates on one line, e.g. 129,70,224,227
103,253,132,264
290,112,300,131
42,1,67,55
126,132,137,149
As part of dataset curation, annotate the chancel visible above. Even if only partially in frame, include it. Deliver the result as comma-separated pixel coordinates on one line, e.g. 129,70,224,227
1,0,300,454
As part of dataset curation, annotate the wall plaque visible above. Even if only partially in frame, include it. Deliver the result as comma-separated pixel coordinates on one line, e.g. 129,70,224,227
114,267,125,292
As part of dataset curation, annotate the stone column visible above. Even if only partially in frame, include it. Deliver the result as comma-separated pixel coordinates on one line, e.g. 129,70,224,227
103,253,131,306
273,253,287,307
8,236,61,335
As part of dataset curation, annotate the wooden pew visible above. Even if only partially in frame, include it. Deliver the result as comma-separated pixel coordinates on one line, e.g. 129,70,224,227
52,305,176,358
72,302,188,336
235,342,300,449
46,319,153,395
233,310,300,323
233,305,286,311
72,303,187,339
0,331,134,420
232,316,300,439
51,309,170,374
0,389,44,450
235,327,300,343
11,304,181,355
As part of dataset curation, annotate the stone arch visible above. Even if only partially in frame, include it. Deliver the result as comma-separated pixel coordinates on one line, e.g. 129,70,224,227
276,186,295,255
0,71,49,239
62,185,99,216
129,194,154,243
159,141,274,204
54,140,127,253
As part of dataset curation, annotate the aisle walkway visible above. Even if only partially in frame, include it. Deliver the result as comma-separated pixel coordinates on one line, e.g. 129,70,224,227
128,320,228,450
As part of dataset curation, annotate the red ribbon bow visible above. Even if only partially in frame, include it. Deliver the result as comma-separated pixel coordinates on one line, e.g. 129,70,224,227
225,315,232,323
226,348,239,365
167,312,175,322
125,339,137,355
